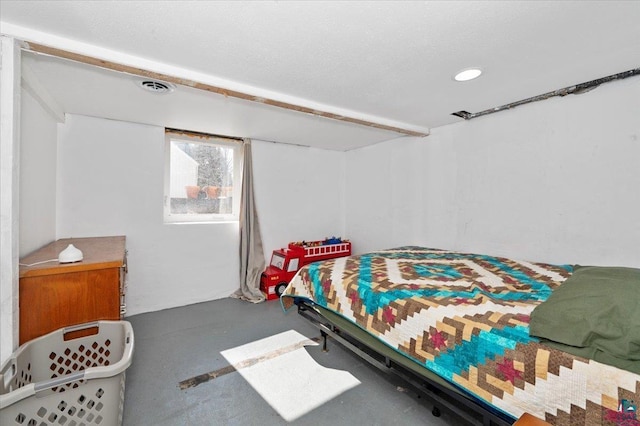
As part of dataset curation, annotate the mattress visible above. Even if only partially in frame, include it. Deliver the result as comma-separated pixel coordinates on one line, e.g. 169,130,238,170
281,247,640,425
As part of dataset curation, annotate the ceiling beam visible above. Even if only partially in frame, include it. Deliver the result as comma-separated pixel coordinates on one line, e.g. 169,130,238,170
23,42,429,138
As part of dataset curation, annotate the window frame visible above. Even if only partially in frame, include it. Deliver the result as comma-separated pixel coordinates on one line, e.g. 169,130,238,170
164,131,242,224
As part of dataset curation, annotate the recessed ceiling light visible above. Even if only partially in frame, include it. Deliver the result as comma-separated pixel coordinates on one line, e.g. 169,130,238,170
454,68,482,82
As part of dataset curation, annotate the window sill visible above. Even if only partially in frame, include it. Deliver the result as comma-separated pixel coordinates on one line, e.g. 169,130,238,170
164,220,239,225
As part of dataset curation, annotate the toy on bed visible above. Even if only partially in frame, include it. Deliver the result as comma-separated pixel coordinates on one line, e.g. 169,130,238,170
281,246,640,425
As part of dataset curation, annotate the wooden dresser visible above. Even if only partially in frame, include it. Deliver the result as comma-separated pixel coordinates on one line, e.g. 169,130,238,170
19,236,127,344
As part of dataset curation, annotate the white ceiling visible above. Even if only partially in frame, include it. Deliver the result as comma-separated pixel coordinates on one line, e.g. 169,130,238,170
2,1,640,151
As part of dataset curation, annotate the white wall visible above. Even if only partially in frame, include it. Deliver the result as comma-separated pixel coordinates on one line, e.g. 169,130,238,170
346,77,640,267
57,115,346,315
252,140,346,256
19,89,58,256
345,136,426,254
1,36,21,364
57,115,239,315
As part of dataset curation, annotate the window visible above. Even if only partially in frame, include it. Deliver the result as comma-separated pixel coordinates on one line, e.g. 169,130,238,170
164,130,242,223
270,253,285,269
287,258,299,273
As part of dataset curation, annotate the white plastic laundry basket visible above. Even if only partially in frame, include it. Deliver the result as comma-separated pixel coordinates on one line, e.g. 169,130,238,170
0,321,134,426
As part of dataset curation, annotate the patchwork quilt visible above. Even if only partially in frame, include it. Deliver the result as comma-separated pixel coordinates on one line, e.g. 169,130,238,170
281,247,640,425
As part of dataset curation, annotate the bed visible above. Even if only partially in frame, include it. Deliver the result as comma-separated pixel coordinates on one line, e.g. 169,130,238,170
281,247,640,425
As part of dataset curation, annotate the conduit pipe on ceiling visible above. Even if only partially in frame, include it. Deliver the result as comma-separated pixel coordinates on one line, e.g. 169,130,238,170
452,68,640,120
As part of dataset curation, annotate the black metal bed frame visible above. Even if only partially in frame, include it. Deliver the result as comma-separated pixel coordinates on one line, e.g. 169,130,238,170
296,301,515,426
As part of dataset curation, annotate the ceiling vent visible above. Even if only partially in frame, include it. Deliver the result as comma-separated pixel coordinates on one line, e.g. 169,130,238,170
137,79,176,94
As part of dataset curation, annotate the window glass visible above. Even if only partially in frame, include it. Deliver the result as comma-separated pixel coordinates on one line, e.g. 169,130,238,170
271,253,286,269
165,132,241,222
287,258,299,272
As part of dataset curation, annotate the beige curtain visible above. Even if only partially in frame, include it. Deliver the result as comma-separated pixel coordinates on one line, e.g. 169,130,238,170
232,139,266,303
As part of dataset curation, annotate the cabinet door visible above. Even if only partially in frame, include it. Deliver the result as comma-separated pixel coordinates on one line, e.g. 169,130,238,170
19,268,120,344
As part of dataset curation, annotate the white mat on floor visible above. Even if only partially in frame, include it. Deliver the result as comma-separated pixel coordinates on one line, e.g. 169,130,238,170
221,329,360,422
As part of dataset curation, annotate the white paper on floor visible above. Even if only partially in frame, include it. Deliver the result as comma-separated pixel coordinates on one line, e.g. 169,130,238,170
221,329,361,422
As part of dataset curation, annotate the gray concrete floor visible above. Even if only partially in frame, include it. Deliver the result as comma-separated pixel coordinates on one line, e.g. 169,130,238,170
123,298,474,425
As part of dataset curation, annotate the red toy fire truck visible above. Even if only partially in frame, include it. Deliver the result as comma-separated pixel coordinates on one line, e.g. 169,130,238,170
260,237,351,300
